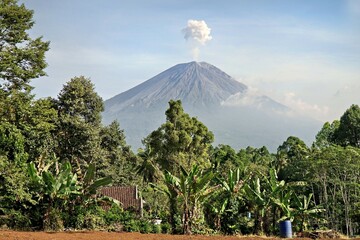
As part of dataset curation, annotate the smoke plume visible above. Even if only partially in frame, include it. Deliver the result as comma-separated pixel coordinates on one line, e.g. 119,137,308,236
182,19,212,60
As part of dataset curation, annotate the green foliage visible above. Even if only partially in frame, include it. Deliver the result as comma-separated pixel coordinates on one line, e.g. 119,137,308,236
143,100,214,174
155,164,218,234
57,76,104,125
103,203,123,225
56,76,104,176
161,222,172,233
100,121,138,184
28,159,113,230
314,120,339,149
276,136,310,182
212,168,248,234
0,0,49,91
333,104,360,147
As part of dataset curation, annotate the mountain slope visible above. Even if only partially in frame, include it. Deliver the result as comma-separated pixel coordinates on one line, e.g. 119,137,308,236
103,61,321,151
105,61,247,112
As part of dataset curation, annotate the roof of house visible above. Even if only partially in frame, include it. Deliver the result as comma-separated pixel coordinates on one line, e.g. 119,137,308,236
99,186,142,211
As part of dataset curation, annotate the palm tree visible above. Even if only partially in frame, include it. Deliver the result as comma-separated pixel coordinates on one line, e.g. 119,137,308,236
136,148,160,183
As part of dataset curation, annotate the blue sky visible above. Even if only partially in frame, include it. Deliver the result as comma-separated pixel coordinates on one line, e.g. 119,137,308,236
22,0,360,122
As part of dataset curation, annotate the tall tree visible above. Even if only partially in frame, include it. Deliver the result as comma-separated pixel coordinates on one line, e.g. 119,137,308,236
333,104,360,147
313,120,339,149
99,121,138,184
0,0,49,92
56,76,104,177
276,136,310,182
143,100,214,175
0,0,49,228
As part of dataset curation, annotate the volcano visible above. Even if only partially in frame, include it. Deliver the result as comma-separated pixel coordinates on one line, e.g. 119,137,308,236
103,61,320,151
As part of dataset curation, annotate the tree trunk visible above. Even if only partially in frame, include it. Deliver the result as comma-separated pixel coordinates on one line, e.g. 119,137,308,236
169,197,178,234
183,204,191,235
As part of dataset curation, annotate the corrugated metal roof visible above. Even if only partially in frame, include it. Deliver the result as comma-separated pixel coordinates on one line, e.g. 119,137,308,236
99,186,142,211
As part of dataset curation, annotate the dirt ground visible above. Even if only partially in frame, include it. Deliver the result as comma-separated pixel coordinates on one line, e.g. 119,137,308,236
0,231,317,240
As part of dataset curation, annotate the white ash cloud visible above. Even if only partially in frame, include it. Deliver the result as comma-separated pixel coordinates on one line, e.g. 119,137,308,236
182,19,212,60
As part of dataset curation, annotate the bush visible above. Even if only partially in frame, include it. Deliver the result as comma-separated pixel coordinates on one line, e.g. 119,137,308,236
152,223,162,233
123,219,140,232
43,208,64,232
139,220,153,233
71,206,106,230
104,204,123,225
0,209,31,230
161,222,171,234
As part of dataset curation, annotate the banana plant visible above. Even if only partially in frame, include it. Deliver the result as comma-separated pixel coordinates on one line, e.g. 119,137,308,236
214,168,247,232
28,161,80,229
292,193,325,231
244,176,269,234
151,170,180,233
82,163,112,196
153,164,219,234
28,160,113,229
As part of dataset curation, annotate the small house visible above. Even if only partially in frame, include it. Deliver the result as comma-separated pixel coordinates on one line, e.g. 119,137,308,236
99,186,143,216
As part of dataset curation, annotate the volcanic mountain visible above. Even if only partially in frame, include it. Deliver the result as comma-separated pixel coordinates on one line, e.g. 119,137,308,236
103,61,321,151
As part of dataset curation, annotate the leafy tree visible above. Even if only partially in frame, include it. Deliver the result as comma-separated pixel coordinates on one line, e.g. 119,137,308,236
292,193,325,232
26,98,58,164
308,145,360,236
56,76,104,177
0,0,49,92
99,121,138,184
313,121,339,149
143,100,214,174
28,159,79,230
243,174,269,234
333,104,360,147
57,76,103,125
276,136,310,182
0,0,50,228
136,147,160,183
151,171,180,233
0,122,32,227
211,144,243,178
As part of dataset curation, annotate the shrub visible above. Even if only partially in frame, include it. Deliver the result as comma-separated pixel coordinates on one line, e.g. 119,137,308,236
0,209,31,230
152,223,162,233
139,220,153,233
104,204,123,225
123,219,140,232
161,222,171,234
43,208,64,232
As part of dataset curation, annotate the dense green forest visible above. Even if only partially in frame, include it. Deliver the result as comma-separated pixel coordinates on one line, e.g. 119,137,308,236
0,0,359,236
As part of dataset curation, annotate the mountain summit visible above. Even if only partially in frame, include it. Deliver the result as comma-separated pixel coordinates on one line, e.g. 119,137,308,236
103,62,320,151
105,61,247,113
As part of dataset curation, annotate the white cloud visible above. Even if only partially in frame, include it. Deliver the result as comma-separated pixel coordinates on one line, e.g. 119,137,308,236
221,87,261,107
281,92,329,121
